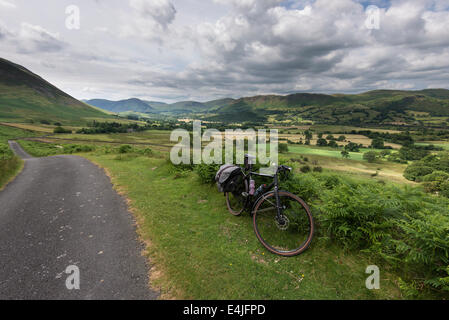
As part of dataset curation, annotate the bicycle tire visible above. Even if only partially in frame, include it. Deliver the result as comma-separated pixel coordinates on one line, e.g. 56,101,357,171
252,191,314,256
225,177,249,216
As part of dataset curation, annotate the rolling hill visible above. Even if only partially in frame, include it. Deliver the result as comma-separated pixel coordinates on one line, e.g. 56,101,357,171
209,90,449,125
0,57,110,124
85,97,236,114
84,98,154,113
86,89,449,126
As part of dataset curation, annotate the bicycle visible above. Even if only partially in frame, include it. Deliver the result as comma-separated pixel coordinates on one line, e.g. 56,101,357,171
225,154,314,257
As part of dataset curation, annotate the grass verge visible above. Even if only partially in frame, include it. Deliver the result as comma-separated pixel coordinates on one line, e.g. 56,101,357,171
0,156,23,190
85,153,402,300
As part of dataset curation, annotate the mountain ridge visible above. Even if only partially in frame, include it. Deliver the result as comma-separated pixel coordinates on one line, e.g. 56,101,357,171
84,88,449,125
0,57,109,124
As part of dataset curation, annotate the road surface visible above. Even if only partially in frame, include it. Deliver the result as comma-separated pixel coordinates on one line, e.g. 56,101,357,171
0,141,158,300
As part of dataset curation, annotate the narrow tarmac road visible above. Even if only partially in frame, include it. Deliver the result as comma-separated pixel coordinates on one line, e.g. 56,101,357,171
0,141,158,300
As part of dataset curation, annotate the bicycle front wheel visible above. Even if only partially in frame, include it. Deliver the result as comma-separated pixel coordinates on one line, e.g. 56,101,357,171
253,191,314,256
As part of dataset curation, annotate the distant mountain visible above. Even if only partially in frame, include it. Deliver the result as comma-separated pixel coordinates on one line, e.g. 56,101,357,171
85,97,236,114
0,58,109,123
84,88,449,125
141,101,168,112
210,90,449,124
84,98,154,113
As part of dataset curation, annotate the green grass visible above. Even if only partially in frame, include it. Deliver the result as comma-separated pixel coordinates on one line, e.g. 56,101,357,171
0,124,38,188
17,140,97,157
0,85,111,125
85,154,402,299
0,156,23,190
288,145,366,161
416,142,449,151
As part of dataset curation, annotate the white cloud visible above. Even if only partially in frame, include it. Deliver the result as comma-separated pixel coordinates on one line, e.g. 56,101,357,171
129,0,176,28
16,23,64,53
0,0,16,8
0,0,449,101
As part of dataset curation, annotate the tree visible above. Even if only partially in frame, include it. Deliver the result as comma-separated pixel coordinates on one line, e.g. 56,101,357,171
337,135,346,142
304,130,313,140
341,150,350,158
379,150,391,158
328,140,338,148
345,142,360,152
371,138,385,149
317,133,324,139
278,143,289,154
316,138,328,147
363,151,378,163
326,135,335,141
53,126,72,134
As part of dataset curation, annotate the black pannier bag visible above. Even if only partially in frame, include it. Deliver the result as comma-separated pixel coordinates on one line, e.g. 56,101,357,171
215,164,242,193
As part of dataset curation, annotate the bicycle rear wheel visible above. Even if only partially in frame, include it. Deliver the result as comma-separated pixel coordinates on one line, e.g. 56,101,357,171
225,176,248,216
253,191,314,256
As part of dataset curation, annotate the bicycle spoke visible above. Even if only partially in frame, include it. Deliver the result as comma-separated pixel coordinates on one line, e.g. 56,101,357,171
253,192,313,255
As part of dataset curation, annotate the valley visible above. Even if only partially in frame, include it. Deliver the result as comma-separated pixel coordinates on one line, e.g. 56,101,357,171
1,58,449,300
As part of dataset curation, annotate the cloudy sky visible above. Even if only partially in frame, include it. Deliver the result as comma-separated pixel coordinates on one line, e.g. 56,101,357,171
1,0,449,102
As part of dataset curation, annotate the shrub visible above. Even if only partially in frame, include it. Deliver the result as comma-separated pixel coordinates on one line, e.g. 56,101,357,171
300,165,311,173
441,181,449,197
0,143,13,160
421,171,449,193
138,148,154,157
317,182,398,249
316,138,327,147
380,150,392,158
399,147,430,161
278,143,289,154
363,151,378,163
316,173,342,189
404,165,434,181
421,171,449,183
371,138,385,149
345,142,359,152
387,152,408,164
195,163,220,184
281,173,322,202
118,145,133,154
386,209,449,293
313,166,323,173
53,126,72,134
63,144,94,154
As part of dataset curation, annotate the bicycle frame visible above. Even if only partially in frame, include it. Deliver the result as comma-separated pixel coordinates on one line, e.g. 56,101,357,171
242,164,283,220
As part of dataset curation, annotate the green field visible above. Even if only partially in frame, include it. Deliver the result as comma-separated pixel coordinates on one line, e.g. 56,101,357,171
288,145,365,161
416,141,449,150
